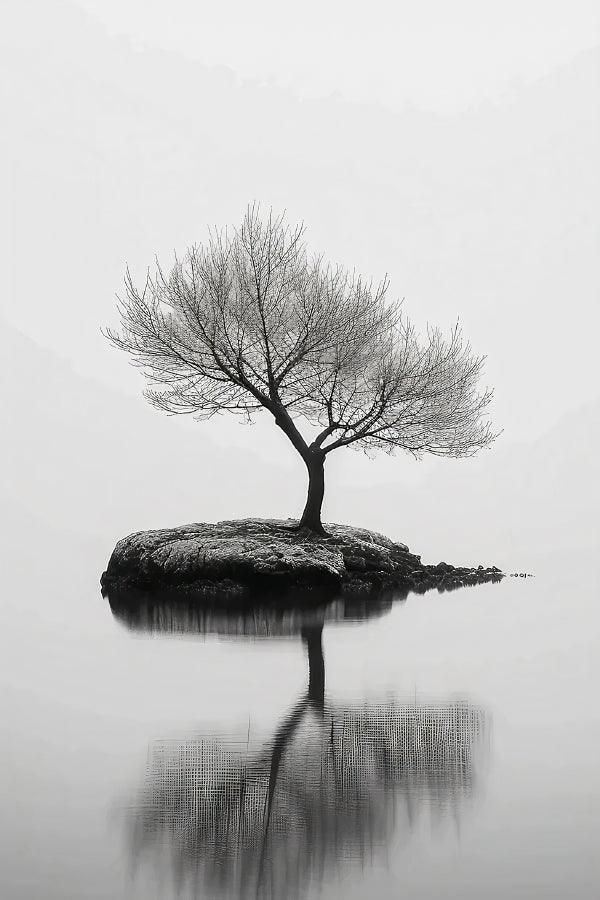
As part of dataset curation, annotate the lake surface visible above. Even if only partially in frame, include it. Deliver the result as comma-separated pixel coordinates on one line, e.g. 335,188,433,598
1,528,598,899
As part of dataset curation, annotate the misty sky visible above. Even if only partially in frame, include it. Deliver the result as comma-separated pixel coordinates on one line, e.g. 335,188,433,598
73,0,600,112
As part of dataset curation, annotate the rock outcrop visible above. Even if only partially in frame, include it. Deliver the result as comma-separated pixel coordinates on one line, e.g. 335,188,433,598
101,518,503,605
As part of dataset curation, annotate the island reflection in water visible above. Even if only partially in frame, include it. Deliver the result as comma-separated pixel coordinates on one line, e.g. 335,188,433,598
108,589,489,900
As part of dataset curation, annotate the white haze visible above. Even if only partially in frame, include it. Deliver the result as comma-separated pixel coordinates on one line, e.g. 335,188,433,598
73,0,600,113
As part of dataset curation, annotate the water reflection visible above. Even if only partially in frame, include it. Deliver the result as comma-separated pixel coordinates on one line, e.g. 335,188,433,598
112,597,489,899
106,568,497,640
105,572,485,641
106,584,397,638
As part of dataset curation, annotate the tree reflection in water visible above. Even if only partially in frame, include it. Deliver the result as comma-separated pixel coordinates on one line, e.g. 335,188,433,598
110,593,488,899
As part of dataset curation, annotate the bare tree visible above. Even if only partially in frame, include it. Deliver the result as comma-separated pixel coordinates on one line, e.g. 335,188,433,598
105,206,496,533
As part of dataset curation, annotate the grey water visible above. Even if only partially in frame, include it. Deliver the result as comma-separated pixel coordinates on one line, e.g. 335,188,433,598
1,527,598,900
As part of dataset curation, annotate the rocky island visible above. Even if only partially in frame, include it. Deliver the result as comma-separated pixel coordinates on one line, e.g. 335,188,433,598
100,519,503,608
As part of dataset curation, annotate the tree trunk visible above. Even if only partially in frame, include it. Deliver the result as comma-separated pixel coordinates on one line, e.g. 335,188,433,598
298,450,326,534
302,625,325,708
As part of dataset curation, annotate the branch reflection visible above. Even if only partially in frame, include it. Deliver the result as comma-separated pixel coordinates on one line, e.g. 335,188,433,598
118,598,489,900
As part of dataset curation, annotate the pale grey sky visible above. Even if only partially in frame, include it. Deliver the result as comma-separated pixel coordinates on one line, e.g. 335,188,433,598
73,0,600,111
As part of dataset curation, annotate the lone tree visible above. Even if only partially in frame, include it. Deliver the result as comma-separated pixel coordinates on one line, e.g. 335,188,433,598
105,207,496,534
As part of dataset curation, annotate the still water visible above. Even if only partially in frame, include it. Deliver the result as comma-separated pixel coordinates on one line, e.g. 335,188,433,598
1,528,598,899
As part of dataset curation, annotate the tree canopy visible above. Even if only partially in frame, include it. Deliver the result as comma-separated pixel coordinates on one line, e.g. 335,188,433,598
105,206,496,531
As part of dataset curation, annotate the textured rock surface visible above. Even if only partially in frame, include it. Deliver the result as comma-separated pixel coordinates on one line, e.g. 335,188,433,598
101,518,503,603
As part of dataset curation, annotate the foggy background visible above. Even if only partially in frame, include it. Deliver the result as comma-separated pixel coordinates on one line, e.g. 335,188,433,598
2,0,599,569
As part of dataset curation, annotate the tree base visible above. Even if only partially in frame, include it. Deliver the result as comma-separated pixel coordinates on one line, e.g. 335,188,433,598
287,520,329,537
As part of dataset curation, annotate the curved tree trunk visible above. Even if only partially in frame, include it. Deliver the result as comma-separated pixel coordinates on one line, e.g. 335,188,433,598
298,450,326,534
256,624,326,892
